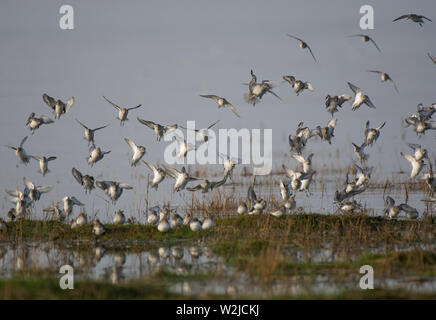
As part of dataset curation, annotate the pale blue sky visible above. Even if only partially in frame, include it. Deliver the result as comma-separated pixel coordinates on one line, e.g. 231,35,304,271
0,1,435,217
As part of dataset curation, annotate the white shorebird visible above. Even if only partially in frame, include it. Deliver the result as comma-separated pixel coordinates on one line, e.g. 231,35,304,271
280,180,292,202
88,146,111,167
202,214,215,230
5,136,31,165
31,155,57,176
103,96,142,126
404,116,436,136
237,202,248,215
339,200,362,214
22,177,52,202
43,204,65,221
247,178,267,214
137,117,178,141
147,206,160,225
408,143,428,161
315,118,337,144
61,196,84,218
348,82,376,111
96,180,133,203
183,212,192,226
93,219,106,236
352,142,369,163
219,153,241,180
72,168,95,194
393,14,432,27
75,118,109,148
170,212,183,229
244,70,281,106
162,165,199,192
415,103,436,121
187,176,228,193
367,70,399,93
75,212,88,227
349,34,381,52
283,75,314,96
180,120,220,142
401,152,426,178
284,167,309,191
289,123,317,155
269,206,286,217
292,153,313,174
354,164,373,187
43,94,75,119
157,214,170,232
364,120,386,146
334,185,366,203
26,113,54,133
124,137,146,166
325,94,351,117
173,133,197,159
113,210,125,225
143,161,166,190
189,218,202,232
384,196,418,219
200,95,240,118
286,34,317,62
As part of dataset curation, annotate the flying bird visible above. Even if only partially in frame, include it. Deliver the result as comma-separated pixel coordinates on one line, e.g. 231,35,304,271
137,117,178,141
393,14,432,27
367,70,399,93
401,152,426,178
72,168,95,194
286,34,317,62
42,94,74,119
407,143,428,161
283,75,314,96
31,155,57,176
103,96,142,125
96,180,133,203
243,70,281,106
142,161,166,190
162,165,199,192
180,120,220,142
364,120,386,146
348,82,376,110
352,142,369,163
5,136,31,165
173,133,197,159
349,34,381,52
325,94,351,117
88,146,111,167
75,119,109,149
384,196,418,219
187,176,228,193
124,137,146,166
26,113,54,133
199,95,240,118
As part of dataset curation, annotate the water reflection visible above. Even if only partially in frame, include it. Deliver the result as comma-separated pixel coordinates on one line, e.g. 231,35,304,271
0,240,434,297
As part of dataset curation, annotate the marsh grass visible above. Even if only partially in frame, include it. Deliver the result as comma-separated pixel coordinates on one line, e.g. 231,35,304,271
1,213,434,298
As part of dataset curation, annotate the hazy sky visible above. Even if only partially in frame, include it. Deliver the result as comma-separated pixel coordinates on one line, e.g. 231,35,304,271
1,1,435,217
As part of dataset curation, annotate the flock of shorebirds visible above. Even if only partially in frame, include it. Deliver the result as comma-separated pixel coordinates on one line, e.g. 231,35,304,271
1,12,436,235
